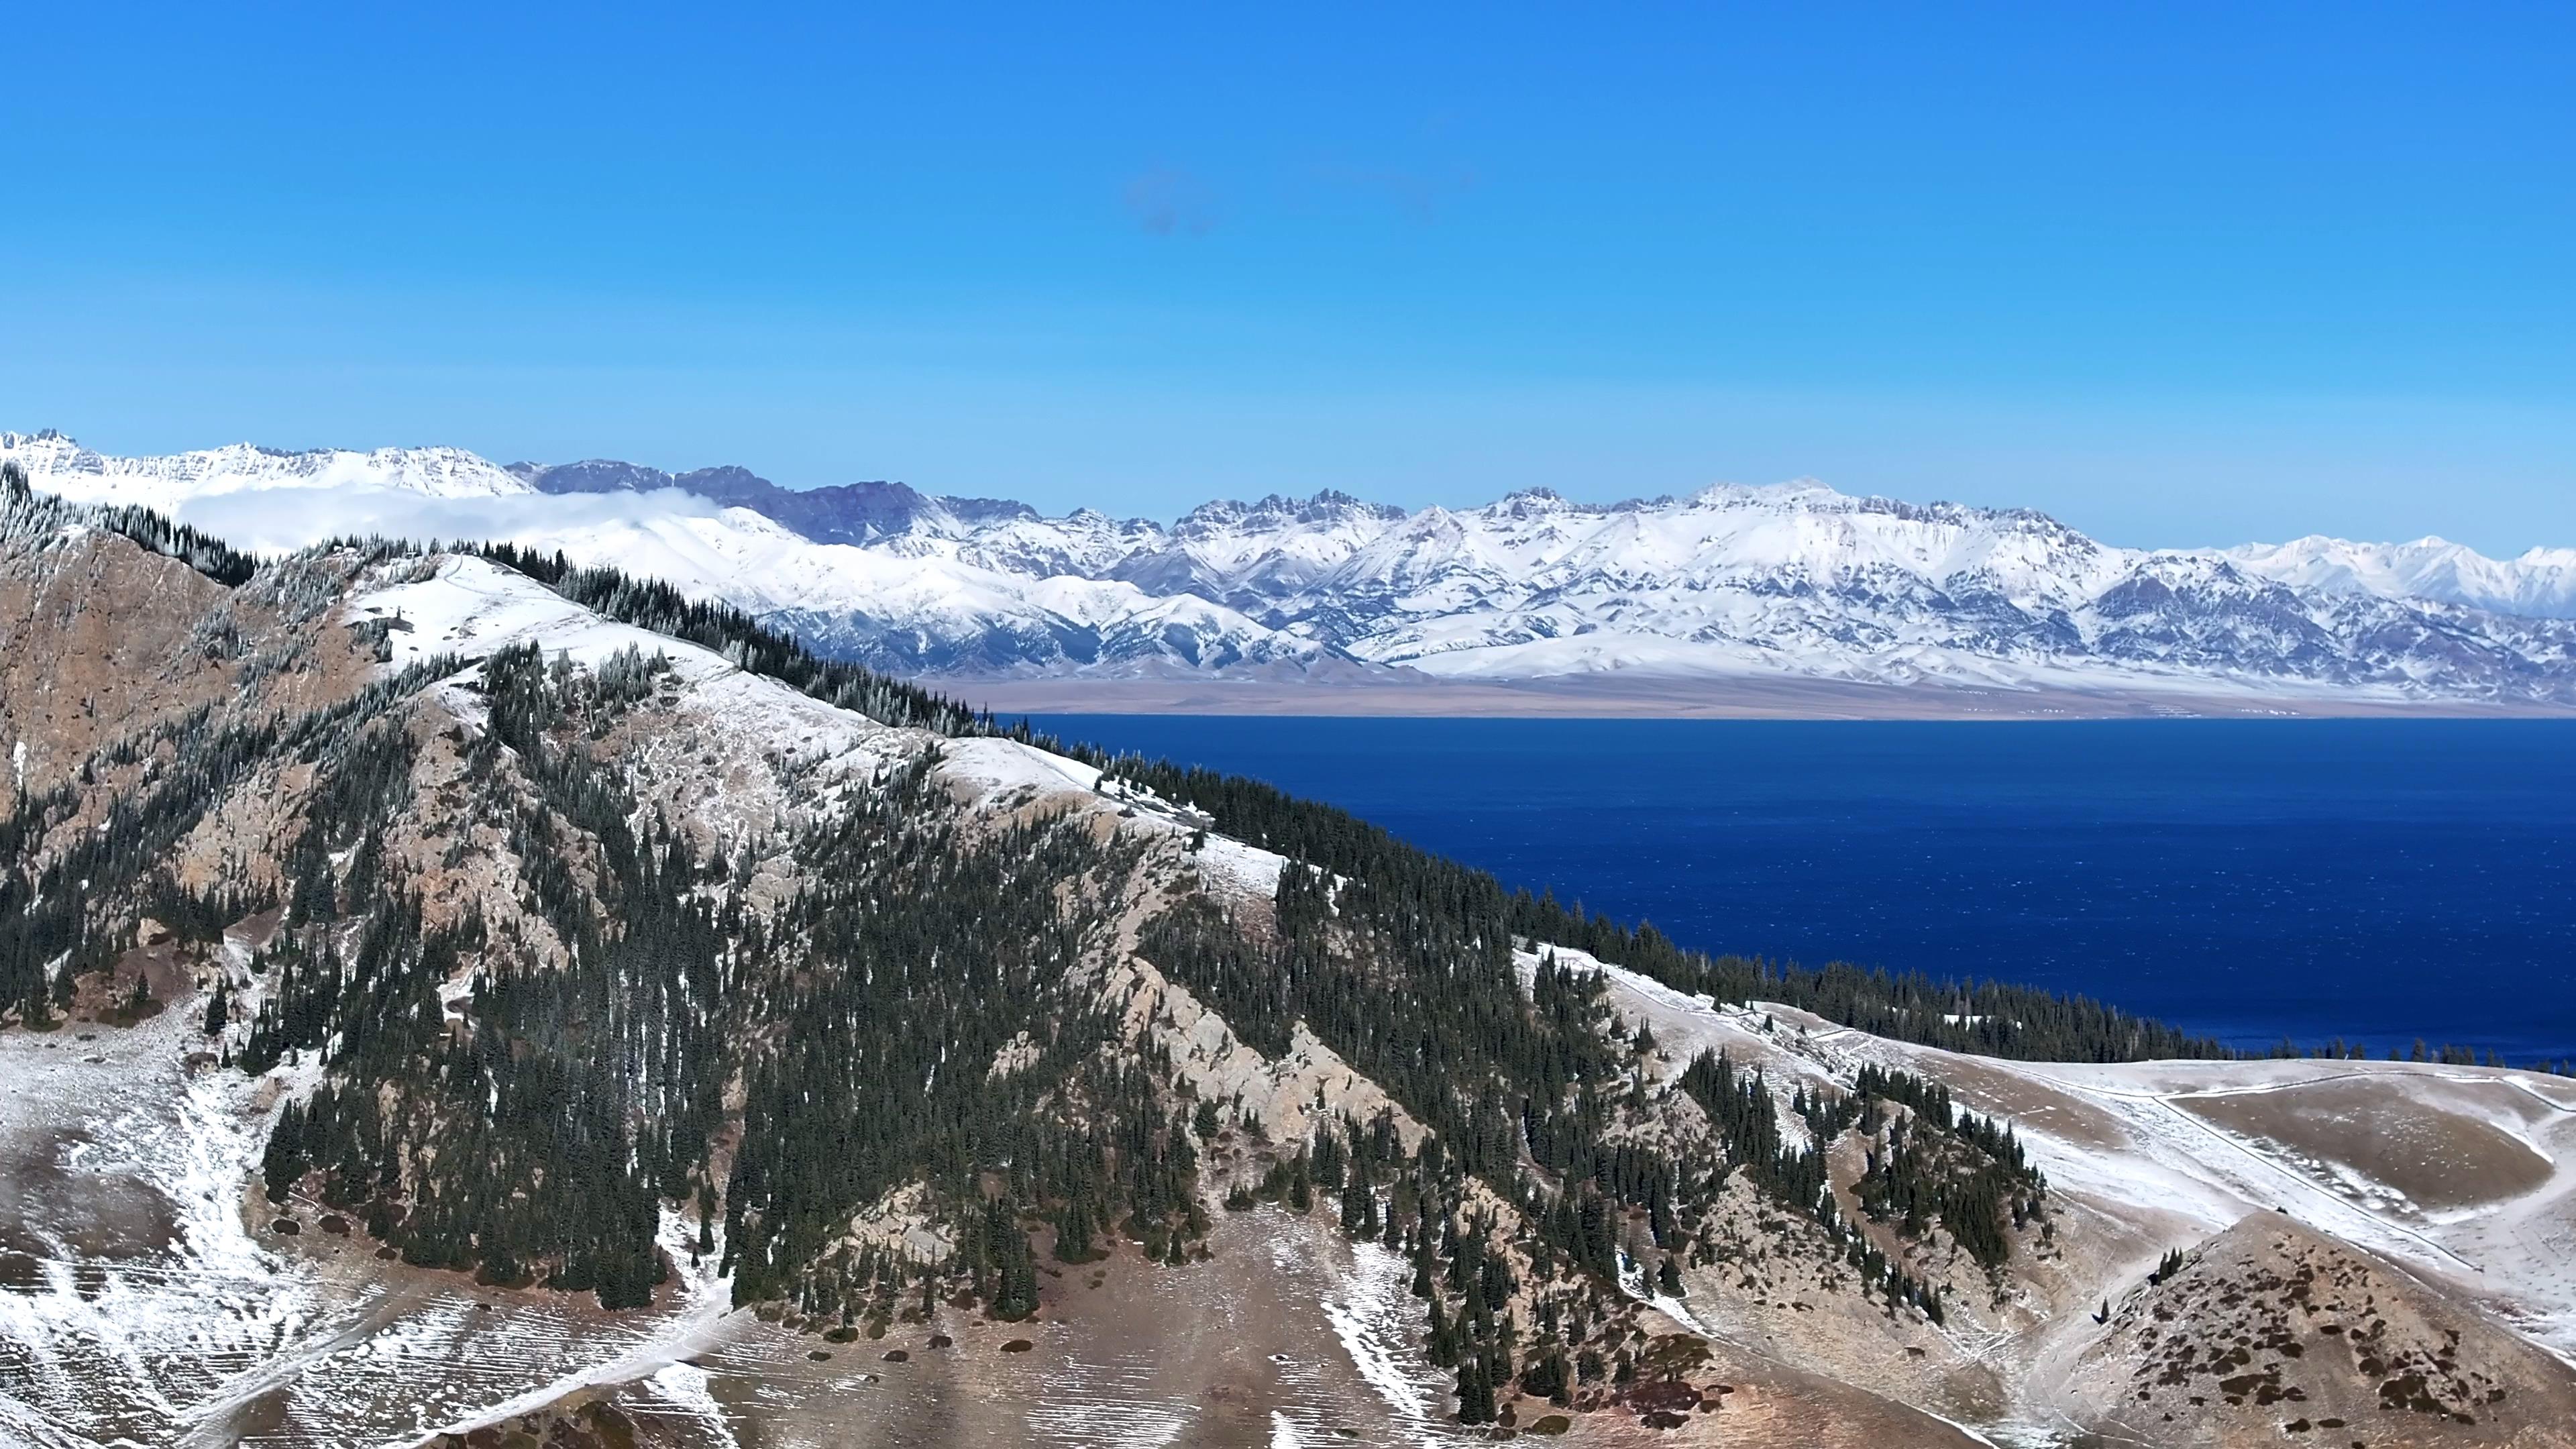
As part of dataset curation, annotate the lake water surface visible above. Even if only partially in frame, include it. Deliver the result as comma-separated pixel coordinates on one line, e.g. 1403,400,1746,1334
1034,716,2576,1063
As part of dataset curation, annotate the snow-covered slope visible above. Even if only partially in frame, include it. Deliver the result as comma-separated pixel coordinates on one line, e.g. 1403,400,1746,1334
463,503,1321,675
9,431,2574,704
2227,534,2576,620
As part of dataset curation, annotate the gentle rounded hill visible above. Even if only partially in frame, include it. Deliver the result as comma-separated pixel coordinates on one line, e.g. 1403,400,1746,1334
2058,1214,2576,1447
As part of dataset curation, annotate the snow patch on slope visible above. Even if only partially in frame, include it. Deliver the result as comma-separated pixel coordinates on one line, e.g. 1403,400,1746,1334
1318,1240,1446,1448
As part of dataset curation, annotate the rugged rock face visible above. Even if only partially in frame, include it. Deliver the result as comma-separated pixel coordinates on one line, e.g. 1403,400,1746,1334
0,526,237,795
9,431,2576,706
509,456,1038,551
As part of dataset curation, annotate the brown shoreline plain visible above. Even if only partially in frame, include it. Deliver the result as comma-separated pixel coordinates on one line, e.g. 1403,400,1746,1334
927,674,2576,722
2177,1076,2556,1214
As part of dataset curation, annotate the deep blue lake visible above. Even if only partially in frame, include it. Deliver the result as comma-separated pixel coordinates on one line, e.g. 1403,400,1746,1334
1032,716,2576,1064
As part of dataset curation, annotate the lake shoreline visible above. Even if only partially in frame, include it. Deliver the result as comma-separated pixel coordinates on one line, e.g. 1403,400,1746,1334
940,675,2576,722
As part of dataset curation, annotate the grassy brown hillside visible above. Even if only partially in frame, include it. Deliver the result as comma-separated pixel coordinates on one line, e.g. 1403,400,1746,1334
2063,1214,2576,1448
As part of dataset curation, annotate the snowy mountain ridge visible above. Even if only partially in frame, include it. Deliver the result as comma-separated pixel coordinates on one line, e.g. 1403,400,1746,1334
2221,532,2576,621
7,430,2573,704
0,428,529,513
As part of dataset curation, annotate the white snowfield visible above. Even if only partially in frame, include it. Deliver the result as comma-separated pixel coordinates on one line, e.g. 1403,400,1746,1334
1522,942,2576,1361
9,429,2575,701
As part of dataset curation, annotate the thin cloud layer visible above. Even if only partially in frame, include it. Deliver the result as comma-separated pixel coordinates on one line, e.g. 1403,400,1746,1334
1123,166,1216,236
168,486,739,557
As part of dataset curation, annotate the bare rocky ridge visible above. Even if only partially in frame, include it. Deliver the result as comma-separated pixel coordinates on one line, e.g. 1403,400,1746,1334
0,527,237,794
4,492,2573,1448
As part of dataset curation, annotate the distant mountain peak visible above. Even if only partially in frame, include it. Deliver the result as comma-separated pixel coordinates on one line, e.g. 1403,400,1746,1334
2,431,530,511
7,429,2573,700
1175,488,1405,529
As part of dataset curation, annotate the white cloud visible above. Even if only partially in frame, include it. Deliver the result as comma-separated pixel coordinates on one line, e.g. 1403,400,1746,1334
168,486,735,556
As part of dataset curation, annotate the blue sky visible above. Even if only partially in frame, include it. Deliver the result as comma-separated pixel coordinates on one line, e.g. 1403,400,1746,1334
3,2,2569,551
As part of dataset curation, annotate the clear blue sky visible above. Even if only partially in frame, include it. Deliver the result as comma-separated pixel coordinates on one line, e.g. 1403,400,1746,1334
3,3,2569,551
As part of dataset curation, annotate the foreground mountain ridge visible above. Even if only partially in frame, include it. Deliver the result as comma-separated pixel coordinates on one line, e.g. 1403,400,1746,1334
7,428,2575,710
6,473,2574,1446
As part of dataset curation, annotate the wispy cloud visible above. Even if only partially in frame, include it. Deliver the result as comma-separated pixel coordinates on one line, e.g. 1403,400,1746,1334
1122,166,1216,237
1305,111,1482,223
168,486,736,557
1311,162,1481,223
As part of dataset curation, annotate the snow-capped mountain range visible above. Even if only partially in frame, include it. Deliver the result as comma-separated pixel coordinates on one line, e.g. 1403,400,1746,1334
8,427,2575,705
